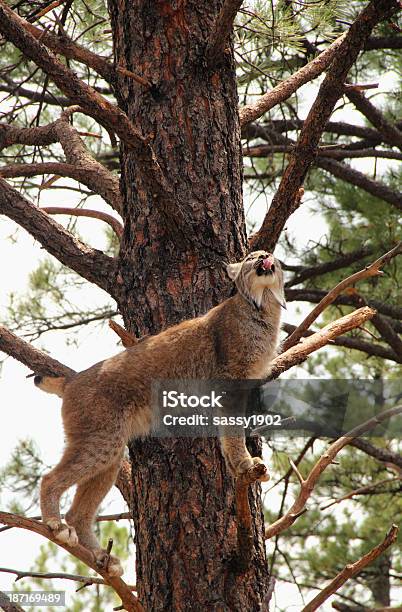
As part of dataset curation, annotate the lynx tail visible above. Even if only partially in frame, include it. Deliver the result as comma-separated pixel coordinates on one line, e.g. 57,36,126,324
34,375,66,398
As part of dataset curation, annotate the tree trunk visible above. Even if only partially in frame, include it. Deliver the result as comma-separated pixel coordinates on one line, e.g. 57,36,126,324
107,1,269,609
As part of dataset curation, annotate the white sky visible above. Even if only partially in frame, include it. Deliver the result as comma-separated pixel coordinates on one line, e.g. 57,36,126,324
0,68,399,610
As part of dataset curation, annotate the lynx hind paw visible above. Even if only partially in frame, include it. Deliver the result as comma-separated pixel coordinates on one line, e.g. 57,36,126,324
252,457,270,482
45,519,79,547
94,550,124,577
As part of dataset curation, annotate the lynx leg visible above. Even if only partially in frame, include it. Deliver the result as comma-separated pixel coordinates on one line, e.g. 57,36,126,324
40,441,123,547
220,436,269,482
65,459,124,577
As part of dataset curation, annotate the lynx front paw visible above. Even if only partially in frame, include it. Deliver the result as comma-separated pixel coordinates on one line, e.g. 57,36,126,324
252,457,270,482
45,518,79,546
94,550,124,577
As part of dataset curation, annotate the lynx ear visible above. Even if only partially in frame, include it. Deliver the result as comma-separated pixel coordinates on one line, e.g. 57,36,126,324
226,262,242,281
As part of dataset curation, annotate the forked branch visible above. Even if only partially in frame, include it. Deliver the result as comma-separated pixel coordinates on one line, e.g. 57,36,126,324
0,512,143,612
301,524,399,612
269,307,376,379
282,243,402,351
249,0,400,253
239,33,346,127
264,406,402,540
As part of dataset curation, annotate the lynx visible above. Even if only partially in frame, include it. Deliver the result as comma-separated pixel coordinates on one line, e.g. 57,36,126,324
35,250,285,576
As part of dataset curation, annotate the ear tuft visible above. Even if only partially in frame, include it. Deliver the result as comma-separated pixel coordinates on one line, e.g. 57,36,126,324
226,262,242,281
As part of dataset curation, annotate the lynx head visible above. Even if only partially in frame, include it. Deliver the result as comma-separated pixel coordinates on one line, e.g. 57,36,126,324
226,251,286,310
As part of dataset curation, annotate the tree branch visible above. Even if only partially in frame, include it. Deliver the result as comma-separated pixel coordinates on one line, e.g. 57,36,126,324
109,320,138,347
249,0,400,253
239,33,346,127
285,288,402,322
269,307,377,380
0,591,24,612
320,477,400,511
0,3,147,150
264,406,402,540
20,19,149,87
0,512,143,612
317,157,402,211
365,35,402,50
301,524,399,612
0,325,75,377
285,247,374,288
0,163,122,213
0,566,130,589
351,439,402,471
41,207,123,238
281,322,401,364
0,121,59,149
52,107,123,212
232,462,268,574
206,0,244,64
282,243,402,351
0,80,70,106
0,178,117,296
244,143,402,162
346,88,402,151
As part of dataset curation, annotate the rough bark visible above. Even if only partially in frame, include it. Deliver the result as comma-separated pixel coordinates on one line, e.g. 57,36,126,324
107,1,267,610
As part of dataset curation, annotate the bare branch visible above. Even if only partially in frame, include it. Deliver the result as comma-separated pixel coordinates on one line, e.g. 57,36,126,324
0,512,143,612
301,524,399,612
239,33,346,127
0,566,131,589
0,179,117,295
0,3,146,150
285,288,402,322
206,0,244,64
244,143,402,162
285,247,374,288
282,243,402,351
317,157,402,211
109,320,138,347
42,207,123,238
0,80,69,105
320,477,400,511
269,307,377,380
243,119,385,142
53,107,123,213
249,0,400,253
282,323,401,364
0,121,59,149
0,325,75,377
351,439,402,471
346,88,402,150
264,406,402,540
0,163,122,213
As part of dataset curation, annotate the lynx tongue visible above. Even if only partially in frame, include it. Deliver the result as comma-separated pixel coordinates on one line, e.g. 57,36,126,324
261,257,273,270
